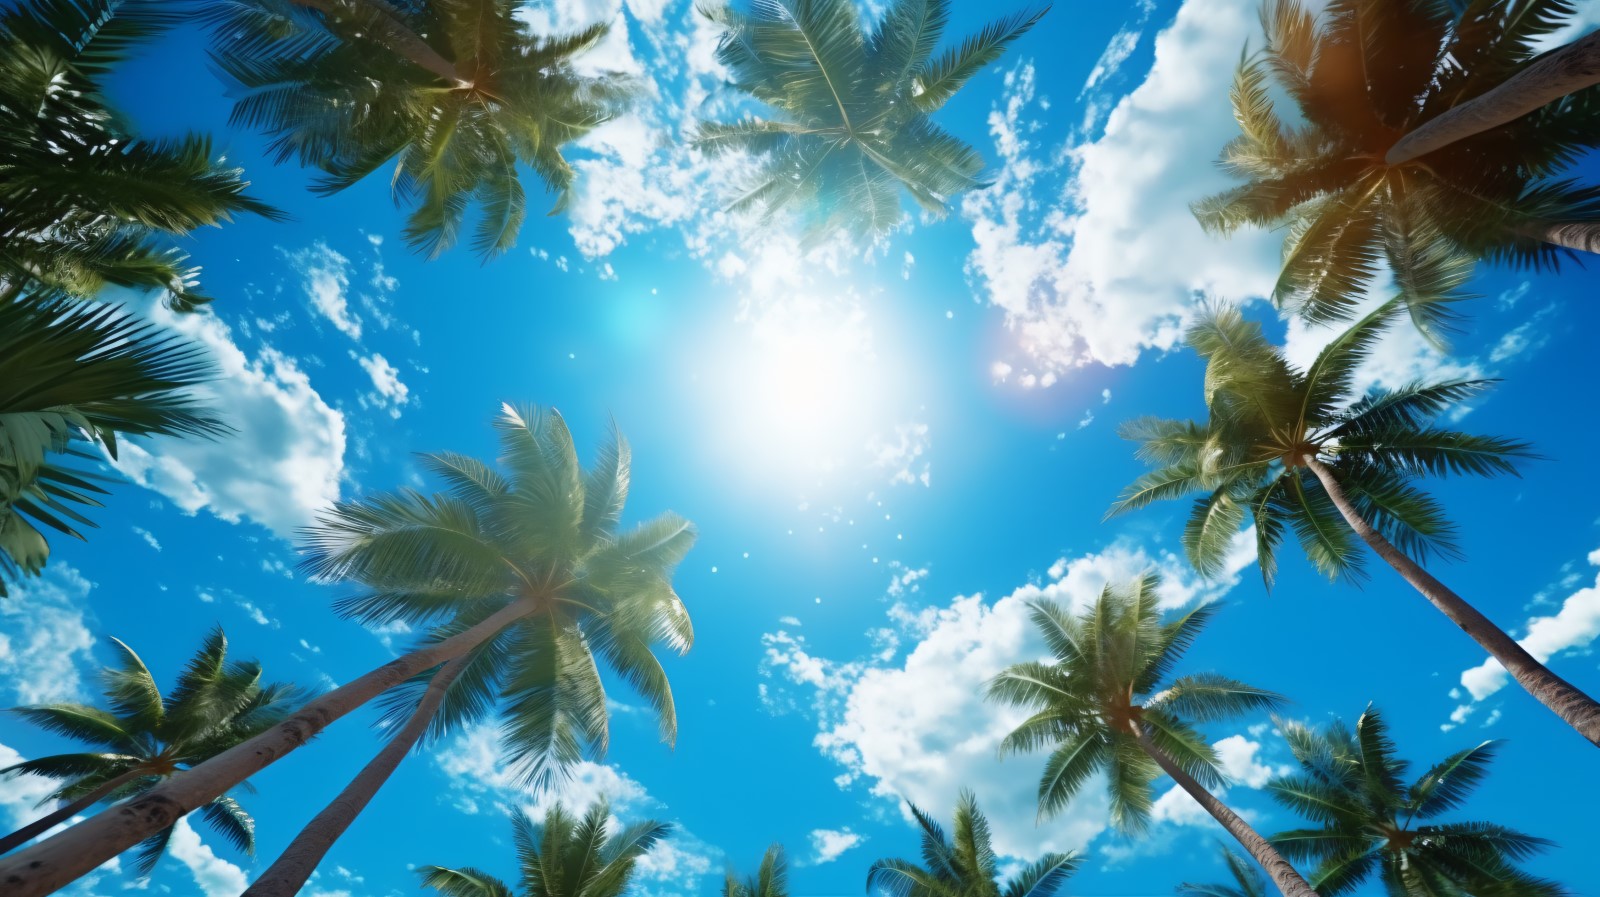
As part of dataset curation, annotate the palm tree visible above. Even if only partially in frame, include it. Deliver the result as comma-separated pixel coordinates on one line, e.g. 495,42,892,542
695,0,1045,242
1109,302,1600,747
201,0,630,259
1192,0,1600,341
988,574,1317,897
0,629,301,870
0,298,227,597
0,0,278,310
1268,706,1568,896
418,800,672,897
866,790,1078,897
725,845,789,897
1178,847,1267,897
184,405,686,897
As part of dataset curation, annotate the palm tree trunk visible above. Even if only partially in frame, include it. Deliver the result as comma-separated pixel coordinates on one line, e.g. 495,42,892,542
1386,29,1600,165
1527,221,1600,254
289,0,468,87
0,768,144,856
1132,725,1319,897
1303,456,1600,747
0,596,538,897
240,658,467,897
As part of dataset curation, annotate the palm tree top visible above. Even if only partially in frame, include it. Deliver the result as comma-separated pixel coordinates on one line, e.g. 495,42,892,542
1110,300,1532,586
1268,705,1568,896
695,0,1045,242
724,843,789,897
866,790,1078,897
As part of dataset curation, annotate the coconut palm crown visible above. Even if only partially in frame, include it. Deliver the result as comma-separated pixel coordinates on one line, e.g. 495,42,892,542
866,790,1079,897
418,800,672,897
725,844,789,897
0,0,278,309
1109,301,1528,587
1268,706,1567,896
1193,0,1600,342
0,629,302,869
202,0,632,260
695,0,1046,242
305,404,694,785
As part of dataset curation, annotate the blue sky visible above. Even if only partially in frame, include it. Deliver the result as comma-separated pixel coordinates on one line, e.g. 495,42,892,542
4,0,1600,896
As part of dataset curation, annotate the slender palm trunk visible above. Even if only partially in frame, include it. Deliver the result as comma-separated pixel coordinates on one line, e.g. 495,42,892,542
1528,221,1600,254
0,768,143,856
240,658,467,897
1304,457,1600,747
1132,725,1319,897
0,597,538,897
1386,29,1600,165
289,0,468,86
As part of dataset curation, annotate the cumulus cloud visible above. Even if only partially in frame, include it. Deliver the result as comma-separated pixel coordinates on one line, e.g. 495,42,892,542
802,827,864,866
0,565,97,704
0,742,62,831
288,241,361,340
109,296,346,540
168,817,250,897
354,352,411,418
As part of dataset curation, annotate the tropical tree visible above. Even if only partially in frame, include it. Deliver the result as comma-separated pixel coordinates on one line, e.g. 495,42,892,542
866,790,1079,897
1108,302,1600,747
1268,706,1568,896
1192,0,1600,341
0,298,227,597
0,0,278,310
417,800,672,897
201,0,630,259
725,844,789,897
1178,847,1268,897
988,574,1317,897
0,629,301,869
695,0,1045,242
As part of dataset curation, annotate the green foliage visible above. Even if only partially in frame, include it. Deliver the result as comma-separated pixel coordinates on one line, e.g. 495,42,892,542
203,0,631,260
0,629,303,871
1267,707,1568,896
695,0,1044,242
1111,302,1531,587
1193,0,1600,337
1176,847,1267,897
0,0,277,308
419,799,670,897
724,844,788,897
989,574,1284,833
0,297,227,597
866,791,1078,897
314,405,695,787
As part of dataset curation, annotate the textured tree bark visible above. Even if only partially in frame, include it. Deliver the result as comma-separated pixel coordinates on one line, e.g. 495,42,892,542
239,658,467,897
288,0,469,87
0,768,143,856
1386,29,1600,164
1133,725,1319,897
1304,456,1600,747
0,597,538,897
1530,221,1600,255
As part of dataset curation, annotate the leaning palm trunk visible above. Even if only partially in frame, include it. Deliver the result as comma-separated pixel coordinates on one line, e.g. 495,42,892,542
288,0,468,86
0,598,538,897
0,768,144,856
1528,221,1600,253
1305,456,1600,747
1387,29,1600,164
241,657,467,897
1132,725,1319,897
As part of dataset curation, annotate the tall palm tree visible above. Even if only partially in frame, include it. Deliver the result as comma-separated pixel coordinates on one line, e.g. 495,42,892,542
866,790,1078,897
418,800,672,897
170,405,684,897
0,298,227,597
1178,847,1268,897
1268,706,1568,896
725,845,789,897
988,574,1317,897
0,629,301,869
1192,0,1600,341
695,0,1045,242
1108,302,1600,747
0,0,278,310
201,0,630,259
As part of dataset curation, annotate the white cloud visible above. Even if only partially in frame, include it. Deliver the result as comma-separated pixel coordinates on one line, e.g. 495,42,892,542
130,526,161,551
109,296,346,540
354,352,411,418
0,742,63,830
868,423,931,487
0,565,96,704
288,242,361,340
802,827,863,866
168,817,250,897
